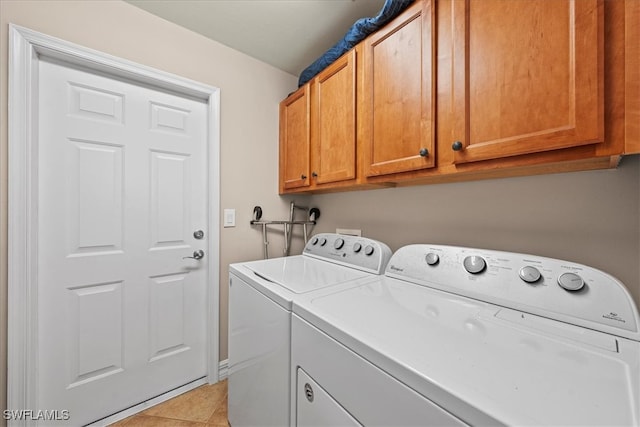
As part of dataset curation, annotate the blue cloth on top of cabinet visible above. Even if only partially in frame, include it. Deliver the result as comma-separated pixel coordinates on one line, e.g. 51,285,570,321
297,0,415,87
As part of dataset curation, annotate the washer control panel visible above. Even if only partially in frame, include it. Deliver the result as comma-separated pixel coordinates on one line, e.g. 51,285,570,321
386,244,640,341
304,233,392,274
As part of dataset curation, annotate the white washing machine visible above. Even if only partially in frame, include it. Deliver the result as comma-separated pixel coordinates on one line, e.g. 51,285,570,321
228,233,392,427
292,244,640,426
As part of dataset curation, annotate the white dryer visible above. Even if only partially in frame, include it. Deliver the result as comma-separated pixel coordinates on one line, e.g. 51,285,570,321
228,233,392,427
292,244,640,426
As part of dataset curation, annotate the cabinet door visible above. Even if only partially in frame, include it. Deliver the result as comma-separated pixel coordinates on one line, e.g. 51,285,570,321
451,0,604,164
279,86,310,191
626,0,640,154
311,50,356,185
362,1,435,177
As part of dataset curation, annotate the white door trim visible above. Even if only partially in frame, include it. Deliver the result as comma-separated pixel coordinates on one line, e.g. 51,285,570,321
8,24,221,422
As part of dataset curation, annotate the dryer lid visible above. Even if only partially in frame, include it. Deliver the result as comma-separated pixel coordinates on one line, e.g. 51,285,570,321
244,256,369,294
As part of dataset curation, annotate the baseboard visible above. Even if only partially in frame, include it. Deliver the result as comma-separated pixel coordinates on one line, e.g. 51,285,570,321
218,358,229,380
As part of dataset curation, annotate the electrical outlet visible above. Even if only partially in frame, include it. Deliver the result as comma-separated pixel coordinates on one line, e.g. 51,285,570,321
336,228,361,236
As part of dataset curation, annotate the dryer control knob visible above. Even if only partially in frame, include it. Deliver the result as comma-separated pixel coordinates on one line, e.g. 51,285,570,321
364,245,375,256
519,266,541,283
425,253,440,266
353,243,362,253
463,255,486,274
319,238,327,246
558,272,584,291
334,238,345,250
311,237,318,245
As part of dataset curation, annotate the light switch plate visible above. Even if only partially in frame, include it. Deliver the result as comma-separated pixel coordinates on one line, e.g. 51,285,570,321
224,209,236,227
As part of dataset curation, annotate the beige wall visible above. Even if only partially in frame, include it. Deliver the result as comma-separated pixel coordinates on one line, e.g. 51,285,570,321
0,0,308,416
311,156,640,307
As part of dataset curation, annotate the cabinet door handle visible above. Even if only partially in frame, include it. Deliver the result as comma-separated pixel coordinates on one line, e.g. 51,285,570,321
311,172,318,178
452,141,463,151
419,148,429,157
301,174,307,180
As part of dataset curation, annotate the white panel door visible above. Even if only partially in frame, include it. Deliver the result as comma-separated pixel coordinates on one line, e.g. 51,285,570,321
37,57,209,425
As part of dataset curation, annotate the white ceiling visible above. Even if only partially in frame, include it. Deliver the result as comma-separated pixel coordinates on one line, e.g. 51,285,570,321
125,0,387,77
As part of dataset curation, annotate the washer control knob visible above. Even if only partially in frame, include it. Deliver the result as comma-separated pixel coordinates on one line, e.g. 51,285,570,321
319,237,327,246
334,238,345,250
311,237,318,245
463,256,486,274
558,272,584,291
425,253,440,266
519,266,541,283
364,245,375,256
353,243,362,253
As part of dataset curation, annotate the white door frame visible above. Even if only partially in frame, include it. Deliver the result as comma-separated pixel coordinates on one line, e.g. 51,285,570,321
7,24,221,419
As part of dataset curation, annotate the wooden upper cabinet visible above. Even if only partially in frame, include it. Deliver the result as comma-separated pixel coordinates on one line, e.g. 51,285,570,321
450,0,604,164
311,50,357,185
362,1,436,177
279,85,310,192
625,0,640,154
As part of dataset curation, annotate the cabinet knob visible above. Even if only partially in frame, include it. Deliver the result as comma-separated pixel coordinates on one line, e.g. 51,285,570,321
452,141,463,151
311,171,318,178
419,148,429,157
301,174,307,180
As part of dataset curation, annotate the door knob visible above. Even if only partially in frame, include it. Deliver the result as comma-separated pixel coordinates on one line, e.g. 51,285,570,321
193,230,204,239
183,250,205,260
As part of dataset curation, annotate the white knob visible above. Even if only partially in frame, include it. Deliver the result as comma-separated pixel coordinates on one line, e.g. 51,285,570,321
463,256,486,274
364,245,374,256
425,253,440,266
558,272,584,291
334,238,345,250
519,266,541,283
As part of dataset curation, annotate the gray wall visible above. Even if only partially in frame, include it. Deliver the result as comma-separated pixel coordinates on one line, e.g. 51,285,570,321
310,156,640,306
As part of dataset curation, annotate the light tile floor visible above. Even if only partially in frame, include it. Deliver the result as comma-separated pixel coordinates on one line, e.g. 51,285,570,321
110,380,229,427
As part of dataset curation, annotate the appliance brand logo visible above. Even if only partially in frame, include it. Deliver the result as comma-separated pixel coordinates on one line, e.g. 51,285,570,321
389,265,404,272
602,312,625,323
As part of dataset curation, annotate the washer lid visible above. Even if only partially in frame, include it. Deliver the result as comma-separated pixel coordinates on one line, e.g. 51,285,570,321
294,276,640,426
243,256,369,294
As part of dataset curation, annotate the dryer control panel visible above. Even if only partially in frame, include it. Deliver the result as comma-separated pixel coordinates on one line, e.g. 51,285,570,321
386,244,640,342
304,233,392,275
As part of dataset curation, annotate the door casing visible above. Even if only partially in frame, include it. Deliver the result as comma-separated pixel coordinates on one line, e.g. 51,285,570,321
7,24,221,423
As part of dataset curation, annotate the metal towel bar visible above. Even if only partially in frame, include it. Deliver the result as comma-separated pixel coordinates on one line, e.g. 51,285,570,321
250,202,320,259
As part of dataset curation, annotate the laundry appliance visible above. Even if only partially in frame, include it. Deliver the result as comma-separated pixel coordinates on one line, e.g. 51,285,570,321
228,233,392,426
292,244,640,426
